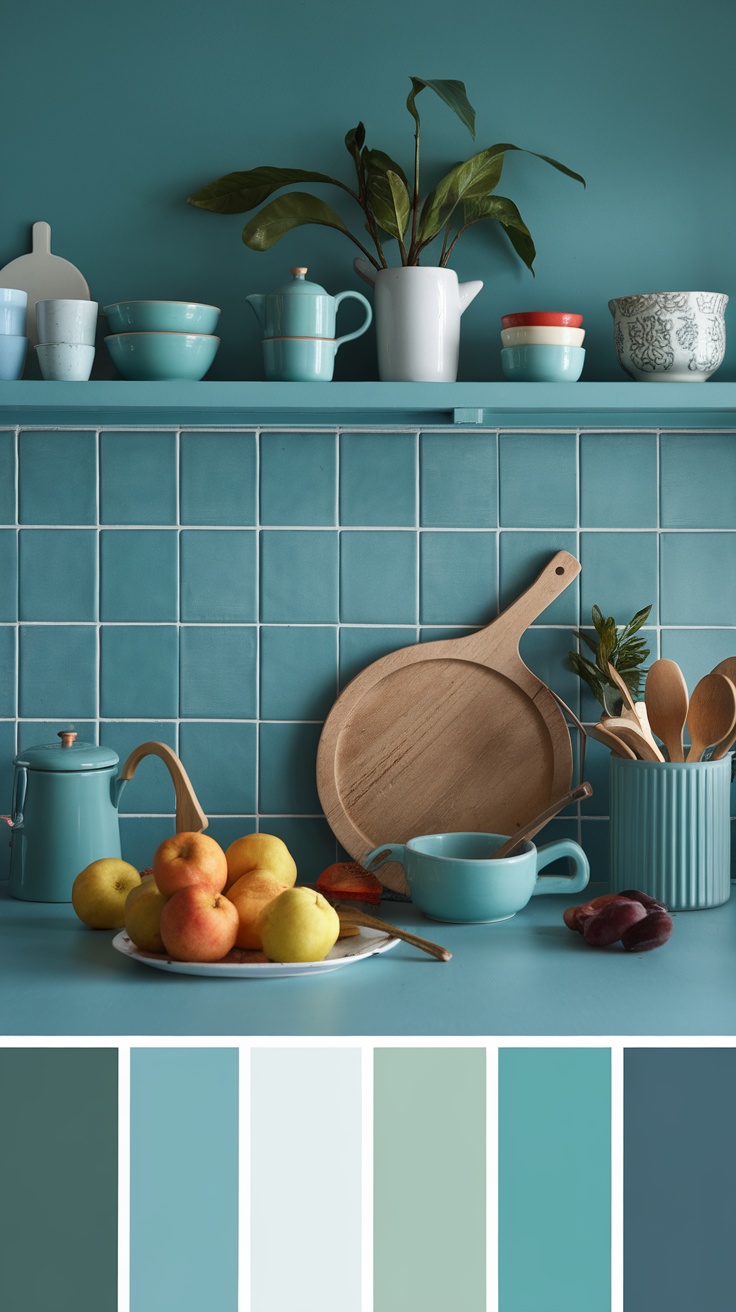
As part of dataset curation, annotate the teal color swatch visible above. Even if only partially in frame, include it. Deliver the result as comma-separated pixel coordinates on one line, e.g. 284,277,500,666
0,1048,118,1312
499,1048,611,1311
625,1048,736,1311
374,1048,486,1312
130,1048,238,1312
251,1048,362,1312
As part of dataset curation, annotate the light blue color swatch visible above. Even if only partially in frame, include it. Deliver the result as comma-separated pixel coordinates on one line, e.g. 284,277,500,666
131,1048,238,1312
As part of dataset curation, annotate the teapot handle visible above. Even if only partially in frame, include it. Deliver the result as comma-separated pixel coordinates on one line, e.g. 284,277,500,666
119,742,208,833
334,291,373,351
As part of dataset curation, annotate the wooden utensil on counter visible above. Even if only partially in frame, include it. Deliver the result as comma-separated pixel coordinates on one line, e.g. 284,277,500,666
685,673,736,763
645,658,689,762
120,741,208,832
317,551,581,895
600,717,665,761
490,782,593,859
588,723,637,759
333,904,452,962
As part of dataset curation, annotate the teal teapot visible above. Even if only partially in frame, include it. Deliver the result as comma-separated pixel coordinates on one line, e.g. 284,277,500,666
245,267,372,381
6,733,206,903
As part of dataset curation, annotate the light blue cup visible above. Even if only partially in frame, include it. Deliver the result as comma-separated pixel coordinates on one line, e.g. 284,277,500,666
105,331,220,380
0,333,28,380
501,343,585,382
262,336,344,382
364,831,590,923
0,288,27,336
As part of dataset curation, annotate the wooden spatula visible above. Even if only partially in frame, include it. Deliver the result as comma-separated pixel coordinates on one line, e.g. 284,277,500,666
332,904,452,962
588,723,637,759
600,717,665,761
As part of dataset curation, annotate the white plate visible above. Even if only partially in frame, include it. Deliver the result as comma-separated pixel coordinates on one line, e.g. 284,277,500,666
112,927,399,978
0,221,90,349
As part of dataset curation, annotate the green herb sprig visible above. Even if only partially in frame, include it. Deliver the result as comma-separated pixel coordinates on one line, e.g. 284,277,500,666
567,605,652,717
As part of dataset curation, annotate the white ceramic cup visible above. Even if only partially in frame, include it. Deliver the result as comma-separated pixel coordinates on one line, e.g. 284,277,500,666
35,342,95,381
36,299,98,346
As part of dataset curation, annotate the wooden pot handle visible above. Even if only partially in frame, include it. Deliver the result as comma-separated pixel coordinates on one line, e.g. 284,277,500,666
119,741,208,834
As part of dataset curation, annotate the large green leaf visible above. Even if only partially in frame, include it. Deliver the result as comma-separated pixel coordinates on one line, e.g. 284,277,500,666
188,167,345,214
241,192,352,250
406,77,476,139
364,149,411,239
416,147,506,246
461,194,536,271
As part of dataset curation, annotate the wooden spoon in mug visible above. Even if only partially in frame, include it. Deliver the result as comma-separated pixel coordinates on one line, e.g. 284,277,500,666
645,658,689,762
705,675,736,760
490,782,593,859
601,716,666,761
686,672,736,763
587,722,637,759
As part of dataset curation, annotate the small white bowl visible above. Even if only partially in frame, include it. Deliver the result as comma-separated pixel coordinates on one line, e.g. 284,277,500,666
501,324,585,348
35,341,95,381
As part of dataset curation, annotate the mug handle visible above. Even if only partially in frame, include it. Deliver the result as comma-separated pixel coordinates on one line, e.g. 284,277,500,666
334,291,373,350
530,840,590,896
363,842,406,874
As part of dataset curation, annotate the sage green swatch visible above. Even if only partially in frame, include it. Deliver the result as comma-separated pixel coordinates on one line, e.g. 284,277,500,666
374,1047,486,1312
499,1047,611,1312
0,1047,118,1312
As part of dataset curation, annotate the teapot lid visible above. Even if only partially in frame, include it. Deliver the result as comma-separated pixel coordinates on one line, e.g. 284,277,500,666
15,730,119,772
275,267,328,297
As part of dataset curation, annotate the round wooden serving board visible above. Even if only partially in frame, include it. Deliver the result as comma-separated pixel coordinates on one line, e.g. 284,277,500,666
317,550,581,895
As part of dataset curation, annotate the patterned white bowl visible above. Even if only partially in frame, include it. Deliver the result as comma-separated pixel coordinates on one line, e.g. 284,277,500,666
609,291,728,381
501,325,585,347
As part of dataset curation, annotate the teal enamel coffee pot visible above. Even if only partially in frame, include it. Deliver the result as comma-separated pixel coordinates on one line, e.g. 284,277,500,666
7,732,206,903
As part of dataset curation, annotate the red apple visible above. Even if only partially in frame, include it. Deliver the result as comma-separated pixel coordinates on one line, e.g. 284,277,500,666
153,831,228,896
159,886,239,962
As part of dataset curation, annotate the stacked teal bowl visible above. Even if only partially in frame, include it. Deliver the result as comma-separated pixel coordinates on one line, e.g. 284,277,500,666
500,310,585,381
104,301,220,380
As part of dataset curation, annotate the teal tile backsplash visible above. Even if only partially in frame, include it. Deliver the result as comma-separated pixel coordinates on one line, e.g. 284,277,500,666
2,423,736,886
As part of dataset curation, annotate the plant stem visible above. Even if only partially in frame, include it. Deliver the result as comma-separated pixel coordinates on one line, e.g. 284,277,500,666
408,119,421,265
439,219,452,266
441,221,474,267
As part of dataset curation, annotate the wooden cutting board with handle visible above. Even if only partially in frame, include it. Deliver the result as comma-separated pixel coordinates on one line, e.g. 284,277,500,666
317,550,580,894
0,221,90,349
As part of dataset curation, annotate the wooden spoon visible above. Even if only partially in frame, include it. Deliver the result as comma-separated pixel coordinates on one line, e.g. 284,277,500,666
645,658,689,762
703,675,736,760
600,716,665,761
491,782,593,859
686,672,736,763
606,663,661,755
333,904,452,962
587,723,637,759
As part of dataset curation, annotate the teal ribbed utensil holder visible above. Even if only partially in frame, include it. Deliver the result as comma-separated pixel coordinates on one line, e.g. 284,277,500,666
609,756,732,910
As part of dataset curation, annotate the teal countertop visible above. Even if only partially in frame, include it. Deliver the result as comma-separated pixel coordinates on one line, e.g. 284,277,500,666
1,882,733,1037
2,380,736,427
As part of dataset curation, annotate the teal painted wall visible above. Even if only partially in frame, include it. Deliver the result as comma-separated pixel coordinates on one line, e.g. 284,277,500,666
2,0,734,381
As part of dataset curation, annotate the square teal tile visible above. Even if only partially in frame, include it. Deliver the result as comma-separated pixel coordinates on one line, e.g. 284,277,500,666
262,818,336,881
660,533,736,625
499,432,577,527
180,431,256,526
180,625,257,718
531,817,579,869
19,625,97,718
19,431,96,525
420,431,496,527
340,531,417,624
260,432,336,526
0,432,14,525
419,627,477,642
19,530,97,622
101,722,177,814
519,625,580,715
340,432,416,527
499,532,579,625
18,721,98,751
580,433,657,527
204,817,258,852
580,532,658,621
339,627,416,689
260,625,337,719
661,434,736,528
180,530,256,622
120,816,178,871
0,626,15,717
581,735,615,816
101,530,178,621
660,629,736,696
100,432,176,524
420,532,496,625
178,721,257,814
580,818,610,887
259,722,322,813
0,721,15,875
260,531,338,623
100,625,178,718
0,531,17,620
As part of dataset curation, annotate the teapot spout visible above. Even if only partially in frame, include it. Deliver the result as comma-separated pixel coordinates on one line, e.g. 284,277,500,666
458,280,483,314
245,293,266,330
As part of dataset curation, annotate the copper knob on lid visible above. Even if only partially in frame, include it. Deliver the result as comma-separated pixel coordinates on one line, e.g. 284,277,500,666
58,731,78,749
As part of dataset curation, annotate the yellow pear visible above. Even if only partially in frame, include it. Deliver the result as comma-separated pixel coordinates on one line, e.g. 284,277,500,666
225,832,296,891
125,877,169,953
257,887,339,963
72,858,141,930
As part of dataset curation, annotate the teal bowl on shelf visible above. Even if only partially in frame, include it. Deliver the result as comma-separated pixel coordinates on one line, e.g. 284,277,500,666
103,300,220,334
501,343,585,382
105,331,220,381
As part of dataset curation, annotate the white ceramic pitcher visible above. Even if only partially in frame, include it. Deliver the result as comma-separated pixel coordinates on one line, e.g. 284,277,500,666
354,259,483,382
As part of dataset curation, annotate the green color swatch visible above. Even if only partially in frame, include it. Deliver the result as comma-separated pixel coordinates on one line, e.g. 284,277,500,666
499,1047,611,1311
374,1047,486,1312
0,1047,118,1312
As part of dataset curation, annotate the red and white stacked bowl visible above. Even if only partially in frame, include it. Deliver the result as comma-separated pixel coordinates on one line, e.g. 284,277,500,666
500,311,585,381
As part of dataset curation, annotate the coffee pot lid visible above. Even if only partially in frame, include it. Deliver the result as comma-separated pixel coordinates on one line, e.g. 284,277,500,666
15,730,119,772
274,267,328,297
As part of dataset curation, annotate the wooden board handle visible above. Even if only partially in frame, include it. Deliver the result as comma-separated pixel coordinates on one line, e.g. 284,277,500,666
119,741,208,834
501,550,580,637
32,221,51,255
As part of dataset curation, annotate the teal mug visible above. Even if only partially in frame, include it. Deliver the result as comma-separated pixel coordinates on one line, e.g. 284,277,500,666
364,831,590,923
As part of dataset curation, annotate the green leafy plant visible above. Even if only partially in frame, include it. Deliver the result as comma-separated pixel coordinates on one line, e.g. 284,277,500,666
187,76,584,271
567,605,652,716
